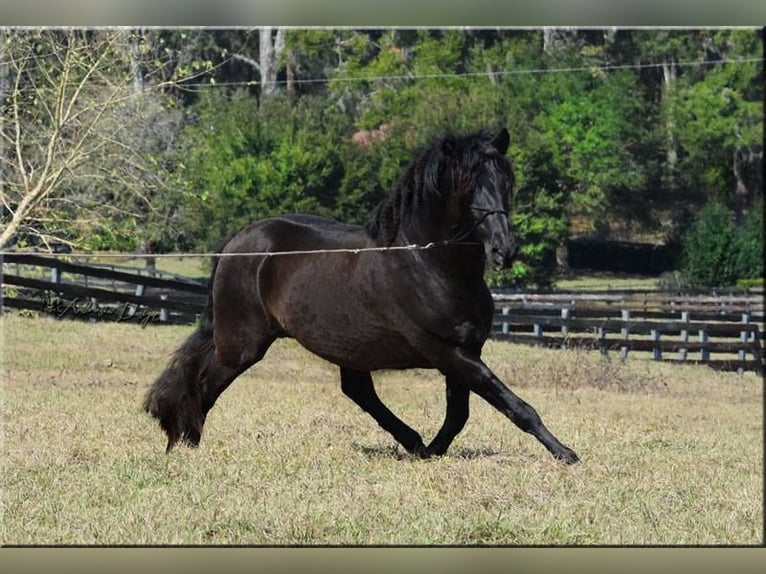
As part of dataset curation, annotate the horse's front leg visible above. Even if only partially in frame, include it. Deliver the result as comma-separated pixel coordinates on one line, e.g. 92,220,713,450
426,377,470,456
340,368,429,457
439,349,580,464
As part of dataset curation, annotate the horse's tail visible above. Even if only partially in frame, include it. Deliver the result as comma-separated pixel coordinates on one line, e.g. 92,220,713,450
143,258,219,452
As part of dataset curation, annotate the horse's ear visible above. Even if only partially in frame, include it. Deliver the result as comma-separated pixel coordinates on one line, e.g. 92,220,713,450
492,128,510,155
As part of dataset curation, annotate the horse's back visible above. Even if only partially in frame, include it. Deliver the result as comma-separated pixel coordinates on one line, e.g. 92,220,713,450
213,213,371,314
225,214,368,253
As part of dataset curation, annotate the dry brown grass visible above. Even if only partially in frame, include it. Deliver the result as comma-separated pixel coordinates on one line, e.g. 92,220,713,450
1,314,762,545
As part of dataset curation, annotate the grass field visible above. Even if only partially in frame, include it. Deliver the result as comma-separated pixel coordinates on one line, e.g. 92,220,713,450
553,272,660,291
1,314,762,545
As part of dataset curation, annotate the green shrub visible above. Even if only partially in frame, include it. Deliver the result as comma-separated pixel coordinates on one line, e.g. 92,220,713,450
486,260,533,289
681,199,763,288
85,228,139,252
731,199,764,282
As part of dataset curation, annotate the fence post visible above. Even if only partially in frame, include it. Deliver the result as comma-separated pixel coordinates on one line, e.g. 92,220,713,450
160,293,168,323
50,265,61,284
651,329,662,361
739,313,750,374
741,313,751,342
501,306,509,336
679,311,689,361
135,283,146,297
91,297,100,322
561,307,570,347
699,329,709,362
598,326,607,356
620,309,630,359
146,255,157,277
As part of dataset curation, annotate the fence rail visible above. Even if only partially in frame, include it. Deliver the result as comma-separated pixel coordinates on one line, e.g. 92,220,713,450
2,252,763,373
1,252,206,326
492,291,764,374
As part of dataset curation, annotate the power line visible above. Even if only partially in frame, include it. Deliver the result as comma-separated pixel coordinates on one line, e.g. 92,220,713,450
175,56,765,89
0,241,478,260
4,56,762,94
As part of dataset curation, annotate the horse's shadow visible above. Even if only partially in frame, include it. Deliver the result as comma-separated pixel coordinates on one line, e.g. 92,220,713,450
355,443,501,461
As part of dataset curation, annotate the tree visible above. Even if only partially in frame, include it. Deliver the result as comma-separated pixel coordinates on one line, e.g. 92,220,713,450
629,29,763,223
669,30,762,223
223,27,287,102
680,197,763,288
0,29,184,250
171,91,351,250
4,27,757,285
631,29,706,179
539,69,652,236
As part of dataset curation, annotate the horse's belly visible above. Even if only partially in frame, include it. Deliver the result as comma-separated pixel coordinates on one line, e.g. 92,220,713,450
289,321,431,371
272,275,488,371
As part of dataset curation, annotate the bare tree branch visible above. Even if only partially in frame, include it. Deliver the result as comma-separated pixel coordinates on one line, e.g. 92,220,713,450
231,52,261,72
0,29,186,250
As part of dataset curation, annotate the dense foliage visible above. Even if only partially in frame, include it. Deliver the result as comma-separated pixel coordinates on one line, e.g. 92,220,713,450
3,28,762,286
681,199,764,288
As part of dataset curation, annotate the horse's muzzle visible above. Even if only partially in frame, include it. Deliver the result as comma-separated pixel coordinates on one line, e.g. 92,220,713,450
489,237,517,271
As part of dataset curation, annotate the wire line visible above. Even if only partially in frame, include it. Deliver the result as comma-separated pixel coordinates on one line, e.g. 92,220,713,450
0,241,483,260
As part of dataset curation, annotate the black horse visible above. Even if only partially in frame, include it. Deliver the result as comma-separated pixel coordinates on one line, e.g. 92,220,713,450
144,128,579,464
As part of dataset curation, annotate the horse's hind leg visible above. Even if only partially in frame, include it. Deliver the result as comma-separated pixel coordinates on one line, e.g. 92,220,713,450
198,335,277,430
426,377,470,456
340,368,429,457
174,359,254,449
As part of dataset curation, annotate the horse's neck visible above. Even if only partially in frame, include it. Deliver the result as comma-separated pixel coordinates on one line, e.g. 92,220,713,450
395,198,455,245
397,220,448,248
397,219,487,280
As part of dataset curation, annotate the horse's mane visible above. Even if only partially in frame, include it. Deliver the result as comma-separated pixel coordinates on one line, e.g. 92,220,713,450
365,129,504,245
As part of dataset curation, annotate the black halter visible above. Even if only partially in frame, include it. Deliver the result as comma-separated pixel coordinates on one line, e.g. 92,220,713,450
437,206,508,246
470,206,508,220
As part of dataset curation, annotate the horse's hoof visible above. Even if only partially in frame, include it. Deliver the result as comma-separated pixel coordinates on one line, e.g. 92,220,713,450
412,443,432,459
556,447,580,464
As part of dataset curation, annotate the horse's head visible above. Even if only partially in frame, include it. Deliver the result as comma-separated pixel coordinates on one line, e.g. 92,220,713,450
441,128,517,270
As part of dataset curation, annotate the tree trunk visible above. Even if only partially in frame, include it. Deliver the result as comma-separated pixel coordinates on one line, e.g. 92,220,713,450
543,27,579,53
128,28,146,94
662,57,678,171
259,27,286,99
286,49,295,103
556,243,571,276
602,27,618,46
0,29,8,224
733,146,762,226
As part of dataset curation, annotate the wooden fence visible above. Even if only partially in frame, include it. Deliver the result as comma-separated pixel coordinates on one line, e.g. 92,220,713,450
2,252,763,373
1,253,206,326
492,291,764,374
